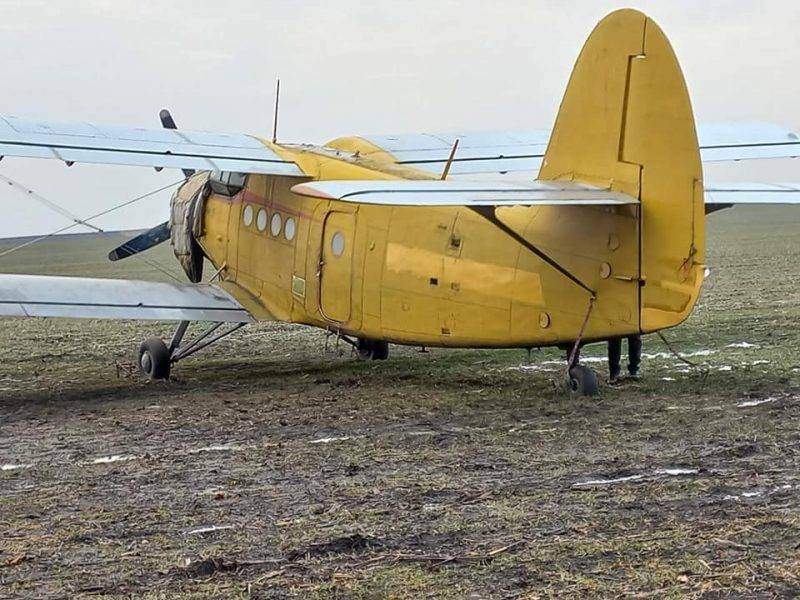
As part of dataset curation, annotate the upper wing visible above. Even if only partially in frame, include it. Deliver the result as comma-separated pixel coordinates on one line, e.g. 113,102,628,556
0,115,302,176
0,274,254,322
349,122,800,177
291,180,638,206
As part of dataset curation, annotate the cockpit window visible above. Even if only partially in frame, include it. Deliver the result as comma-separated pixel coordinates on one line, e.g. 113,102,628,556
209,171,247,196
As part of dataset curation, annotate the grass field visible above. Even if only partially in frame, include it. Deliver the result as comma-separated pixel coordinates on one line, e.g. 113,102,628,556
1,207,799,598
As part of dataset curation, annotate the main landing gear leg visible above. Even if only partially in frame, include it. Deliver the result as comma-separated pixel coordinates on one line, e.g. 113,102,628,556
137,320,247,381
563,298,599,397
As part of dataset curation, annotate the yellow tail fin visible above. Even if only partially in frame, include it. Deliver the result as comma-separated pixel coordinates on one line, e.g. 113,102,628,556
539,9,705,332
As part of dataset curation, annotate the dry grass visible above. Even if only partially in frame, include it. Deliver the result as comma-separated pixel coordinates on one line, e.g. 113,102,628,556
1,207,799,598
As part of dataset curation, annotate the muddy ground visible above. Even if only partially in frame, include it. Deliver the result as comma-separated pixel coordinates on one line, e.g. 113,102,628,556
1,207,799,598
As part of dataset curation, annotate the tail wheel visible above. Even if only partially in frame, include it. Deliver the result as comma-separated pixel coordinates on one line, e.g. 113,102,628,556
566,365,598,396
356,338,389,361
138,338,171,380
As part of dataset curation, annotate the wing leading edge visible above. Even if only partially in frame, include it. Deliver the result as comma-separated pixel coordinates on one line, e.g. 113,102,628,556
0,274,255,322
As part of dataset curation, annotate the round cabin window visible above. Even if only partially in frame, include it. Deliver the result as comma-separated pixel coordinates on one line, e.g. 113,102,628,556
284,217,296,241
242,204,254,227
331,231,345,257
270,212,283,236
256,208,267,232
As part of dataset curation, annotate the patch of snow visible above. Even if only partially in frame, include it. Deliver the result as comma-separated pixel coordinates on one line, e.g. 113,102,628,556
717,365,733,372
1,463,31,471
643,349,715,360
92,454,137,464
704,267,711,279
750,360,769,366
408,431,437,436
727,342,760,349
655,468,699,476
662,377,676,382
737,397,776,408
573,474,644,487
186,525,234,535
573,356,607,364
309,436,351,444
189,445,241,453
507,365,558,372
742,491,762,498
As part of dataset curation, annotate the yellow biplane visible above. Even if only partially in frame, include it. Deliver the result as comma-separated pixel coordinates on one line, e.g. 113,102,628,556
1,9,798,395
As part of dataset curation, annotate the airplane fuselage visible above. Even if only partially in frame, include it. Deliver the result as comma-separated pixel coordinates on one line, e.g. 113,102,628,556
191,140,649,349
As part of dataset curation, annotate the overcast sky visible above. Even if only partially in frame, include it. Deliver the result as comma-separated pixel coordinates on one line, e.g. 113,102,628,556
0,0,798,241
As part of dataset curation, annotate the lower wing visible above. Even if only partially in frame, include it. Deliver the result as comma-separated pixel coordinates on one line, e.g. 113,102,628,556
0,274,254,322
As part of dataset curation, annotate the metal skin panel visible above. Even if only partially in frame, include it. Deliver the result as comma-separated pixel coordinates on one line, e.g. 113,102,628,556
0,275,254,322
291,180,639,207
356,122,799,177
0,115,303,175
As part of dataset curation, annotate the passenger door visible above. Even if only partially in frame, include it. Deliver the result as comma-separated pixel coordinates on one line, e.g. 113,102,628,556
319,211,355,323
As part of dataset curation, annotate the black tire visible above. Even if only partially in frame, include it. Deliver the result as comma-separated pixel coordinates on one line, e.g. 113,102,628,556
356,338,373,360
371,341,389,361
356,338,389,361
566,365,599,396
138,338,171,380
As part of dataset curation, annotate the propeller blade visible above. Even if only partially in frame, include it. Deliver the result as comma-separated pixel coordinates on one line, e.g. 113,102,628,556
159,109,195,178
108,221,171,262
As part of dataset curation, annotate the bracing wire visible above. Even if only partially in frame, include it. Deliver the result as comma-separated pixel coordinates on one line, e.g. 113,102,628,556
0,176,188,282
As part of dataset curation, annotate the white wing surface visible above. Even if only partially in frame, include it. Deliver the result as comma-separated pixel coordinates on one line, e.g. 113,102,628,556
0,274,254,322
0,115,302,176
354,122,800,177
291,180,639,206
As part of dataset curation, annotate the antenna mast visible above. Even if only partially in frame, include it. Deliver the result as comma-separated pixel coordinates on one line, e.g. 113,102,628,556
271,78,281,144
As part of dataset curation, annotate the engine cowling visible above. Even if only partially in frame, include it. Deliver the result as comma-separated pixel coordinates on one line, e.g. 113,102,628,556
170,173,210,283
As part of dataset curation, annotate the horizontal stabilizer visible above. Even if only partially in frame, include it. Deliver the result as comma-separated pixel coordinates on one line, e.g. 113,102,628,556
0,115,302,176
0,274,254,322
705,183,800,205
291,180,639,206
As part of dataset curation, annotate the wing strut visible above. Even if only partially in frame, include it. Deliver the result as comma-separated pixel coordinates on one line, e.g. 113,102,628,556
468,206,596,297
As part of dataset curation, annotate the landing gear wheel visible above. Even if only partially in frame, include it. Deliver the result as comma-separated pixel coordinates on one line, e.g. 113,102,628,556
138,338,171,381
356,338,390,361
566,364,598,396
371,341,389,361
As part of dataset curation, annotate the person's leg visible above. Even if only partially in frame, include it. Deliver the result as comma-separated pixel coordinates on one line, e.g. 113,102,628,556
627,335,642,379
608,338,622,381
